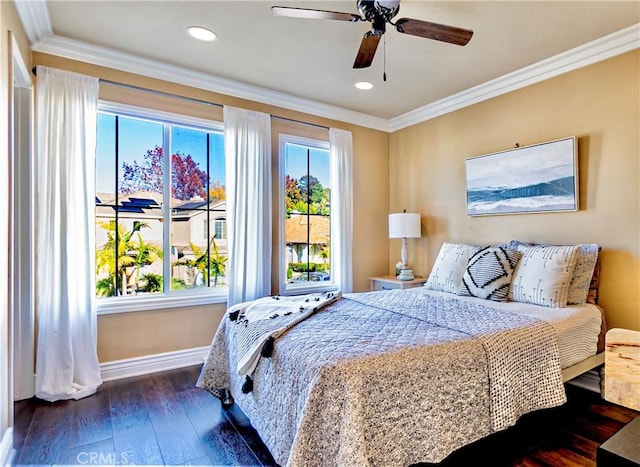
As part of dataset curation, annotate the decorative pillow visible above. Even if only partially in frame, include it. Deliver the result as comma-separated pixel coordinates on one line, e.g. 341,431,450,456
508,244,579,308
456,246,522,301
508,240,600,304
567,244,600,304
425,242,482,294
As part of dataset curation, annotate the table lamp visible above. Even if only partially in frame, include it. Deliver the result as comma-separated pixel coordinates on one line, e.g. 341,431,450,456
388,211,421,270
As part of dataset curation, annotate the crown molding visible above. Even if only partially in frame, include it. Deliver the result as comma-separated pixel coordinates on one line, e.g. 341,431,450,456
13,0,52,46
388,23,640,132
18,1,638,134
33,35,390,132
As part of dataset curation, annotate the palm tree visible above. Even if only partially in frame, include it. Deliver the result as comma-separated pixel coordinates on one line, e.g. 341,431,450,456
208,235,226,287
320,247,330,265
131,232,163,286
174,235,226,287
95,221,162,296
96,221,134,296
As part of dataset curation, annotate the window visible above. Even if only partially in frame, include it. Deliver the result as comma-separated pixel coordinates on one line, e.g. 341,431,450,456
95,102,226,310
280,135,332,293
214,218,227,240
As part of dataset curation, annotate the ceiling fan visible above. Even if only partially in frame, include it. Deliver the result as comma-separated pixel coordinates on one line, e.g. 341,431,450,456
272,0,473,69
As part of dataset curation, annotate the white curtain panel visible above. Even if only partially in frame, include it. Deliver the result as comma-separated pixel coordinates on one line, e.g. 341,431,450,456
35,66,102,402
224,106,272,306
329,128,354,292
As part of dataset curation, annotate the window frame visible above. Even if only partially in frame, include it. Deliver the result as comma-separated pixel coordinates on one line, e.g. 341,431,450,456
278,133,335,295
96,101,227,315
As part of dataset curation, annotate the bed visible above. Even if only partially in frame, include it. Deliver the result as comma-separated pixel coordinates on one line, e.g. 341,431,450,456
197,241,605,466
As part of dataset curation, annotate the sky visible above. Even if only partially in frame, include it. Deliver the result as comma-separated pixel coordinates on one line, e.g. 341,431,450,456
285,142,330,187
96,113,225,195
96,113,330,195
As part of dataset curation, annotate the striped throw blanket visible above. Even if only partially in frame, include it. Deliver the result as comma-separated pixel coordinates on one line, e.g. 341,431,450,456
230,291,342,378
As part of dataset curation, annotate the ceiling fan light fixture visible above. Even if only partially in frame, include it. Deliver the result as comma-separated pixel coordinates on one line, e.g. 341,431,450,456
376,0,400,8
355,81,374,90
187,26,217,42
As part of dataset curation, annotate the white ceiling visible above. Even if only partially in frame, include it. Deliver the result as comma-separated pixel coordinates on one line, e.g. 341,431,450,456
17,1,640,130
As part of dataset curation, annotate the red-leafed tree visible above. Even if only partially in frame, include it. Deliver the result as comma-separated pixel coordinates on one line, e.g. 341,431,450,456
285,175,303,212
120,146,209,200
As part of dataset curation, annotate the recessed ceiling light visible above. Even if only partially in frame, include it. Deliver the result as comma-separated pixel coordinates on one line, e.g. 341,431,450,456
187,26,217,42
355,81,374,90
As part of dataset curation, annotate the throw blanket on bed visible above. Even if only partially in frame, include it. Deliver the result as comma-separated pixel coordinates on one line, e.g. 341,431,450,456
230,290,342,377
197,289,566,467
346,290,566,431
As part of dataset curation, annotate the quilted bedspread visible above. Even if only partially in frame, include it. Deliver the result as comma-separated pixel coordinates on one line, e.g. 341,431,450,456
197,289,566,466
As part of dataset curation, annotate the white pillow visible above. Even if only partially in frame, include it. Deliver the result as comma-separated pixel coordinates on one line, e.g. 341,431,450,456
508,240,599,305
508,245,579,308
566,244,599,304
425,242,481,294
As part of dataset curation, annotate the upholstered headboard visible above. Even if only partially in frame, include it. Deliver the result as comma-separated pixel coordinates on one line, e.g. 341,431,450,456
589,248,607,353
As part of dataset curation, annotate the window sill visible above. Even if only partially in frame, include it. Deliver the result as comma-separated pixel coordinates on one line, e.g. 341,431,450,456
280,282,338,296
97,289,227,315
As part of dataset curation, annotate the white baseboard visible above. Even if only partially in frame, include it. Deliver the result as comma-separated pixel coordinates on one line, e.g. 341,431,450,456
99,346,210,382
0,428,15,467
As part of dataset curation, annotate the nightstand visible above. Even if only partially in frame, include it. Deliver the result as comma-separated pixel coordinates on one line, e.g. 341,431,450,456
370,275,427,291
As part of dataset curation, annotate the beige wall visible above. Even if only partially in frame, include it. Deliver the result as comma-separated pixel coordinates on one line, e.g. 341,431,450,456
389,50,639,331
1,0,31,450
32,52,390,362
97,304,225,362
30,46,637,363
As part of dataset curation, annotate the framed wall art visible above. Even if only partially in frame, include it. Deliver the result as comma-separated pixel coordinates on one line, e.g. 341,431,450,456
465,136,578,216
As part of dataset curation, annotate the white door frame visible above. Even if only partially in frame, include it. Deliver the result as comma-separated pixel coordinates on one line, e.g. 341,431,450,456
10,34,35,401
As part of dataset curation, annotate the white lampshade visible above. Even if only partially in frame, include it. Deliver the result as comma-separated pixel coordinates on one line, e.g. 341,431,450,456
388,213,421,239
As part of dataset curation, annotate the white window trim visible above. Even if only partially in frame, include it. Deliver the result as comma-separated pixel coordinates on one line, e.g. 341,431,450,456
97,288,227,315
278,134,336,296
99,101,223,133
96,100,226,314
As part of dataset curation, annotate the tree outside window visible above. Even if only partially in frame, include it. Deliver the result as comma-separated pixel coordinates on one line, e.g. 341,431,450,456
283,139,331,288
95,110,227,298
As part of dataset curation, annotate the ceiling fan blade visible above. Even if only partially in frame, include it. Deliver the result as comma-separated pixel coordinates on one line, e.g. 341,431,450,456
353,32,381,69
395,18,473,46
272,6,362,22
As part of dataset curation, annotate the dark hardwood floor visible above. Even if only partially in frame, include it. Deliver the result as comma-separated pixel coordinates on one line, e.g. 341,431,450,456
13,365,276,466
12,365,638,466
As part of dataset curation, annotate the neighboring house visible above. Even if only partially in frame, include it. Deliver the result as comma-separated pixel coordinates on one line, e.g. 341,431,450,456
284,213,330,266
95,191,227,290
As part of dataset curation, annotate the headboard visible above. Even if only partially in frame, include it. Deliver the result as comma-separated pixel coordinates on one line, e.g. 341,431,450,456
589,249,607,353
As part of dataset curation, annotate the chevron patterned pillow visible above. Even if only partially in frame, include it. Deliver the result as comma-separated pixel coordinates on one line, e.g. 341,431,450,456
457,246,522,302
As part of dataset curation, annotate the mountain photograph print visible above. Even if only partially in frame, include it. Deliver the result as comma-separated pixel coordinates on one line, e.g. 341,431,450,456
465,137,578,216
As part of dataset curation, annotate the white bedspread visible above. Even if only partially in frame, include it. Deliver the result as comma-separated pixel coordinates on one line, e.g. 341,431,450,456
197,289,575,466
412,289,602,369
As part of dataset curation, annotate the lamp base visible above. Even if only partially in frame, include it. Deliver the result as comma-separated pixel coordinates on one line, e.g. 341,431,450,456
398,269,414,280
400,238,408,270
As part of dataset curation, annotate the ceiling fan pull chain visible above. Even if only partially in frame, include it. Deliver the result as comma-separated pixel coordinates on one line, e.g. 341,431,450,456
383,34,387,82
